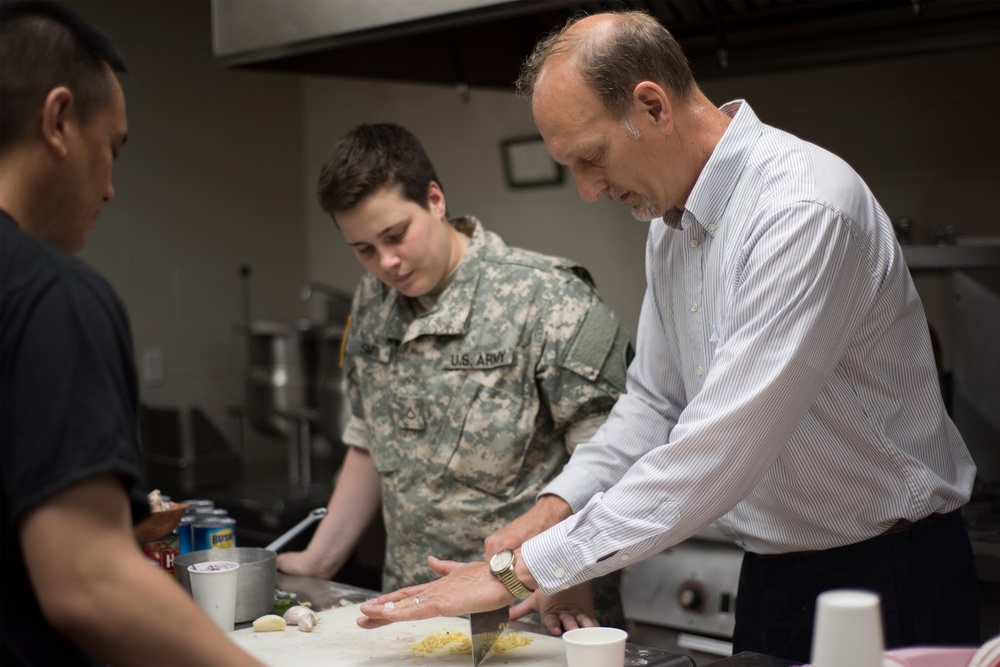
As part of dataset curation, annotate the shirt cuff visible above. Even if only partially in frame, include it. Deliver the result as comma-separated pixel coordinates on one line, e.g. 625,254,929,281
520,508,622,594
521,519,580,594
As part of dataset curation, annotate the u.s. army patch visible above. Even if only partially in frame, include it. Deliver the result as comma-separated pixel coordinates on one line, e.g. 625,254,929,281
442,348,515,370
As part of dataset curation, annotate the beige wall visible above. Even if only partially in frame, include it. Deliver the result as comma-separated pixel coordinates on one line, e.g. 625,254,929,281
68,0,310,460
61,1,999,464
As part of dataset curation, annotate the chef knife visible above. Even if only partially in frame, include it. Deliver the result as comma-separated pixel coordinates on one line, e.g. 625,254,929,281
470,605,509,666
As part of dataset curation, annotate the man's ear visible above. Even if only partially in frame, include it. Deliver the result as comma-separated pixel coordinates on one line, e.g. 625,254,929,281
40,87,74,159
633,81,673,134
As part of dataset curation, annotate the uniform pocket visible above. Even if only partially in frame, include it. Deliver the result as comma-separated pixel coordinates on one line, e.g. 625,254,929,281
443,377,529,498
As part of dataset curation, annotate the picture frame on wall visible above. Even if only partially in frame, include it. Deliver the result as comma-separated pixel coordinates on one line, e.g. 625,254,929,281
500,136,563,188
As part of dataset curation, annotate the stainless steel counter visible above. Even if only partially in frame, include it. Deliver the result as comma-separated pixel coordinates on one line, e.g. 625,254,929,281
705,653,798,667
270,572,698,667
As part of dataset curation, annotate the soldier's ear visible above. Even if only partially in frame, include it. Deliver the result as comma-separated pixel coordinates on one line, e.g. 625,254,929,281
427,181,446,219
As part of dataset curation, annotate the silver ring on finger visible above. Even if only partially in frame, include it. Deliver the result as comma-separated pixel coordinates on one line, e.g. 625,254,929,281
414,596,420,607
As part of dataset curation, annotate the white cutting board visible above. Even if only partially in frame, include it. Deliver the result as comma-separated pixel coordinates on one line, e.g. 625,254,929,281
228,605,569,666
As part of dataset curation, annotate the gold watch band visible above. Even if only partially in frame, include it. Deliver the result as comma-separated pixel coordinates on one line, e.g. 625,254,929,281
493,557,534,600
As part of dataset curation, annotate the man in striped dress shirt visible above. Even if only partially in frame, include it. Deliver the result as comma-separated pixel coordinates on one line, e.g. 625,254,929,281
357,10,981,662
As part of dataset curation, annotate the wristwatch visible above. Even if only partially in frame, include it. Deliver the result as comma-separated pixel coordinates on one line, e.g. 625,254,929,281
489,548,535,600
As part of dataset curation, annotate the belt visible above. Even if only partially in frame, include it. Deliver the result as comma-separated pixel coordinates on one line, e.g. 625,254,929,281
752,512,949,560
880,511,947,536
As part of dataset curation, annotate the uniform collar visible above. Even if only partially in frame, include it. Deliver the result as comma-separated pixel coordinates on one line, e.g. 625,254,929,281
384,217,485,344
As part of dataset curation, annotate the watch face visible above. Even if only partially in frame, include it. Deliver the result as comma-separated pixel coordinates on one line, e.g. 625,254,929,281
490,549,514,572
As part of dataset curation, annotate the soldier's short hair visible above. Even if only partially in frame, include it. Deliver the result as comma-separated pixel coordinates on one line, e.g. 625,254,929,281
318,123,442,216
0,0,127,151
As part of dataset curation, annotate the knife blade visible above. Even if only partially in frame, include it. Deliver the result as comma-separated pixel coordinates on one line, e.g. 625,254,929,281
470,606,509,666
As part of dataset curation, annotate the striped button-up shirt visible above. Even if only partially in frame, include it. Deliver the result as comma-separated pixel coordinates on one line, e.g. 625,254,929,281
523,101,975,593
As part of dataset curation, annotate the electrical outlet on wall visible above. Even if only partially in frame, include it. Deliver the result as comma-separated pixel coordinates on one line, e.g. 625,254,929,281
142,347,165,386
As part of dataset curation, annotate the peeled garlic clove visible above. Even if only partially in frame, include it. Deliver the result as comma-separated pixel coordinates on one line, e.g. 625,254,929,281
297,614,315,633
283,605,319,632
252,614,287,632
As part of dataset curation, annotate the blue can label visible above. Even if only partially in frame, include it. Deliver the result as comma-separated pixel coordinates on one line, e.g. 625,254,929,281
193,517,237,551
177,516,194,555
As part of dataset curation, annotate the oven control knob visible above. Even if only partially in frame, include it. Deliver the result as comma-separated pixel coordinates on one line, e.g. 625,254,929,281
678,580,706,613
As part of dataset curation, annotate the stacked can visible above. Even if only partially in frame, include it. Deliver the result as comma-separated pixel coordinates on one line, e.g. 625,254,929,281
140,494,180,571
141,534,179,573
183,499,214,511
192,516,237,550
177,499,211,554
177,499,237,554
176,514,196,554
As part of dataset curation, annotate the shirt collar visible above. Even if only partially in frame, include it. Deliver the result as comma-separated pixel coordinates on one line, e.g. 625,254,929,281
658,100,762,237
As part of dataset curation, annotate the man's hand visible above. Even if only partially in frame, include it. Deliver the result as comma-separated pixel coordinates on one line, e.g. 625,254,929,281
358,556,514,629
511,582,597,636
484,495,572,555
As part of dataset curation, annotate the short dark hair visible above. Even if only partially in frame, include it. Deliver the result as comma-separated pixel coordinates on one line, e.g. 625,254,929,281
0,0,127,151
317,123,441,215
516,10,693,121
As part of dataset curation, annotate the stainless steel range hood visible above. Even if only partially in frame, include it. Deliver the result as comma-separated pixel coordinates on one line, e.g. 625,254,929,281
212,1,575,64
211,0,579,89
211,0,1000,89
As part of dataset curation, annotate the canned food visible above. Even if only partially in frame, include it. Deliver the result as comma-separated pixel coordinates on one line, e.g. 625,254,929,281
188,507,228,517
181,499,214,510
193,516,237,550
141,533,180,573
177,515,195,555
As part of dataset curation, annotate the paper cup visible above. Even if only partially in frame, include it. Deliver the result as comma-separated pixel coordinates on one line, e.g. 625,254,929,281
187,561,240,632
810,589,884,667
563,627,628,667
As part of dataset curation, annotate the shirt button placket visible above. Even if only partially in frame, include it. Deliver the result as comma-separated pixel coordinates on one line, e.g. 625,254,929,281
685,227,708,386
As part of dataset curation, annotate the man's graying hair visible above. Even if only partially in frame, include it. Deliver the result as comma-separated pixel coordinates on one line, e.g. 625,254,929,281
515,10,693,122
0,1,127,151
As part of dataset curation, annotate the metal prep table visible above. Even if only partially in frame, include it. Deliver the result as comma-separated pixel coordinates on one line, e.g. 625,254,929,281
705,652,798,667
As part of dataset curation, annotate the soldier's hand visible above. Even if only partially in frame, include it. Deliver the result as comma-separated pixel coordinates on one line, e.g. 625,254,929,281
484,494,571,555
510,582,597,636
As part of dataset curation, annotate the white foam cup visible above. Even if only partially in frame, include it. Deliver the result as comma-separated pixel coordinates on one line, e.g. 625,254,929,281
187,561,240,632
810,589,884,667
563,627,628,667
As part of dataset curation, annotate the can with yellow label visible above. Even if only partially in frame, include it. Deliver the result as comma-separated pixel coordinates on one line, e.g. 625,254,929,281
192,516,237,550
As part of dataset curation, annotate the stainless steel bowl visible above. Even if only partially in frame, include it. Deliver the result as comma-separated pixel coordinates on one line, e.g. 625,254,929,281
173,507,327,623
175,547,276,623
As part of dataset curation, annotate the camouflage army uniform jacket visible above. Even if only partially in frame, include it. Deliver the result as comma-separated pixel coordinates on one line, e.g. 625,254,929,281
342,217,632,591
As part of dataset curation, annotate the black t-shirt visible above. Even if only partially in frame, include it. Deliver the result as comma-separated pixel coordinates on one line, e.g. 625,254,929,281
1,211,150,666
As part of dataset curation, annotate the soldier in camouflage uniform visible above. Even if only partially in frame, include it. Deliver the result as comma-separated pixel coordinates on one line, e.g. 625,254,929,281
276,123,631,629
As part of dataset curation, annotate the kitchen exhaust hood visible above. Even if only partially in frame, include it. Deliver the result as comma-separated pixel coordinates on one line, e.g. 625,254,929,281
211,0,1000,90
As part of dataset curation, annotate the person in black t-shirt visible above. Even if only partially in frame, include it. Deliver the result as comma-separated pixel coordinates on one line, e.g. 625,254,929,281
0,3,265,666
